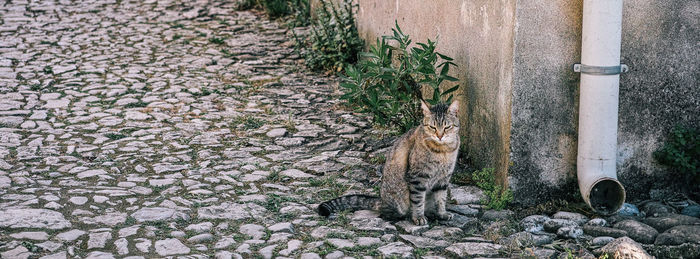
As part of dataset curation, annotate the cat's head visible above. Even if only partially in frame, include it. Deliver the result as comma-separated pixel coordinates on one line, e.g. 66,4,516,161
421,100,460,144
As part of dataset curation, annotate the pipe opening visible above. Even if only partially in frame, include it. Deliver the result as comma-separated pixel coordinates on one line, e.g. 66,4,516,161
588,179,625,215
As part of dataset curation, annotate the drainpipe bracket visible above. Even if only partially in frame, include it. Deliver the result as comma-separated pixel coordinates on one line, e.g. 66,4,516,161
573,63,628,75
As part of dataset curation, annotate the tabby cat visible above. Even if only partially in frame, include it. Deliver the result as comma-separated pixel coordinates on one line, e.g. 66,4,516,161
318,100,460,225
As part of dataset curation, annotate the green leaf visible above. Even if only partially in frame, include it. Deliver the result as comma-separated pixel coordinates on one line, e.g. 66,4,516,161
442,85,460,96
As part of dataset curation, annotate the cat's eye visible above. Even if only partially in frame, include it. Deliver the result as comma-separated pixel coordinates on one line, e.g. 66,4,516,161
445,125,452,130
428,125,436,130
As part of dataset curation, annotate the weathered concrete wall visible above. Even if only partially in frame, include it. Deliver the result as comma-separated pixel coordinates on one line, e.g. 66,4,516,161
355,0,517,184
353,0,699,205
509,0,699,204
508,0,583,204
616,0,699,199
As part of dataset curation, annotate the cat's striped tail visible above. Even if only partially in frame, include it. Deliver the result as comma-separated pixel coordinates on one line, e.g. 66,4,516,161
317,194,380,217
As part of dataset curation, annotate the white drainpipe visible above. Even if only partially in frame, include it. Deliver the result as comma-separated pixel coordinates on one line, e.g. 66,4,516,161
574,0,628,215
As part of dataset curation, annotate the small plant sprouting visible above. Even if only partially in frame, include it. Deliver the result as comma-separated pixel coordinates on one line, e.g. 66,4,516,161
232,115,264,130
43,65,53,74
472,167,513,210
654,125,699,178
209,37,225,45
105,132,127,140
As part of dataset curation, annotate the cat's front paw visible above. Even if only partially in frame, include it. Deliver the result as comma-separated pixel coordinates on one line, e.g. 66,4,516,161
411,215,428,226
437,212,453,221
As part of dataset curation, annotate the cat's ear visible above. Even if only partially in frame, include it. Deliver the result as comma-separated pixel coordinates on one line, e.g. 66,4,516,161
448,101,459,115
420,99,431,117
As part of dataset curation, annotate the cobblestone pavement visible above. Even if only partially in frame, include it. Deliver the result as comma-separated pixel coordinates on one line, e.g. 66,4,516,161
2,1,699,259
0,0,464,258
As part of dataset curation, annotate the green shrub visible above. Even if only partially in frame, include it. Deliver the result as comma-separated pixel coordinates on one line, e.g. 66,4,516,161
340,21,459,131
236,0,308,25
235,0,259,10
295,0,364,73
654,125,699,182
472,167,513,210
261,0,291,17
289,0,311,26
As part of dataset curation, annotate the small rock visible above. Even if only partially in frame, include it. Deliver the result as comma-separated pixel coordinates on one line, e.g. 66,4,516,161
447,204,479,216
327,238,354,249
395,220,429,234
449,185,485,205
56,229,86,241
10,231,49,240
482,209,514,221
593,237,651,258
69,196,88,205
280,169,314,179
531,232,556,245
585,218,607,227
300,252,322,259
239,224,266,239
185,222,213,233
268,232,293,243
644,213,700,232
445,242,502,257
279,239,302,256
88,232,112,249
613,220,658,244
349,217,396,232
324,251,344,259
114,238,129,255
500,231,554,247
268,222,294,233
215,251,233,259
135,239,151,253
198,202,267,220
377,242,413,258
259,244,277,259
399,234,449,248
39,251,67,259
0,208,71,229
499,231,535,247
266,128,287,138
557,226,584,239
214,237,237,249
440,214,479,231
44,99,70,109
654,225,700,245
583,225,628,238
592,236,615,246
154,238,190,256
131,207,188,222
84,251,115,259
641,201,674,217
681,205,700,218
187,233,214,243
552,211,589,225
521,215,550,233
530,248,558,259
357,237,382,246
170,231,186,238
1,246,30,259
544,218,578,232
421,226,463,239
617,203,641,217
